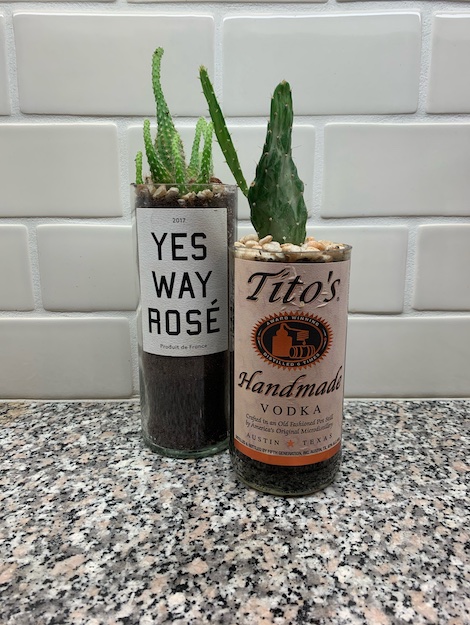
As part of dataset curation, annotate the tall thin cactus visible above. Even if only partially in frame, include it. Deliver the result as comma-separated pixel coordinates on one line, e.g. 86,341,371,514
135,151,143,185
199,68,307,244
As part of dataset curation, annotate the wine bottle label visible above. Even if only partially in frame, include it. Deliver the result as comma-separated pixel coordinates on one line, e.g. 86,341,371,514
136,207,228,356
233,257,350,466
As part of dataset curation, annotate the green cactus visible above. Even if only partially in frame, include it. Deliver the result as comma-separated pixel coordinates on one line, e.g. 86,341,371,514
172,133,186,194
137,48,215,193
188,117,206,180
199,67,249,197
198,122,214,184
143,119,170,183
247,81,307,245
135,151,143,185
151,47,182,174
199,69,307,245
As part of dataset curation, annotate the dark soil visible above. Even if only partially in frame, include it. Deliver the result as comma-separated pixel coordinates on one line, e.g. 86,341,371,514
230,445,342,496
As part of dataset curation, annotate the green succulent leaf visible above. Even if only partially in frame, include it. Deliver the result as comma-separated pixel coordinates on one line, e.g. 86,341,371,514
135,151,143,185
143,119,170,183
199,66,249,197
188,117,206,180
198,121,213,184
173,133,187,194
152,48,180,173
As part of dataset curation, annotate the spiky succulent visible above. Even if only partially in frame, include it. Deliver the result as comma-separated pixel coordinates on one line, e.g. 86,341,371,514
135,48,214,193
200,68,307,245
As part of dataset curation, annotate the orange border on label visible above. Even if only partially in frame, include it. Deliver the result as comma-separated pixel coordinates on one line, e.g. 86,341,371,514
234,440,341,466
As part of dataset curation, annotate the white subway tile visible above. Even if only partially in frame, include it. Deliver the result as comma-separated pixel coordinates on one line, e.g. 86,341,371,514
0,225,34,310
0,317,133,398
323,123,470,218
0,124,121,217
310,226,408,314
8,0,113,2
37,225,138,312
237,224,408,314
428,14,470,113
339,0,470,2
345,317,470,397
223,14,421,116
0,17,10,115
131,0,326,2
14,13,214,116
128,123,315,220
413,225,470,311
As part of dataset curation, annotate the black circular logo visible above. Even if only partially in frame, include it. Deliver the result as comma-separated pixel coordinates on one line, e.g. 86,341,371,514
252,312,331,369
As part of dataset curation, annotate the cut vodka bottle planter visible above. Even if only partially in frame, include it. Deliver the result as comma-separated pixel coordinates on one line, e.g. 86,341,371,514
231,240,351,495
200,63,351,491
134,182,237,458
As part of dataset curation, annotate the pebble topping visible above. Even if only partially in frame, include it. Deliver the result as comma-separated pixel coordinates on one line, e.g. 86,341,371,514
235,234,349,262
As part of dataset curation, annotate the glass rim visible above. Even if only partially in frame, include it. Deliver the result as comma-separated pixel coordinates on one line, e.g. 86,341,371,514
132,182,238,190
232,243,352,253
232,243,352,262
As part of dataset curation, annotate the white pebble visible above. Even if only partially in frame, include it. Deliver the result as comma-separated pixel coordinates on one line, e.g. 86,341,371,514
258,235,273,246
166,187,179,200
262,242,282,253
152,185,167,200
240,234,259,244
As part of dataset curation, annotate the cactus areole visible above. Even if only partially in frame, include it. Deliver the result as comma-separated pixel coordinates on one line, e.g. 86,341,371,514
200,68,308,246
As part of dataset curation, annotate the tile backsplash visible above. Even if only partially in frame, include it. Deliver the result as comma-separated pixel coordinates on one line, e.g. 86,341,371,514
0,1,469,398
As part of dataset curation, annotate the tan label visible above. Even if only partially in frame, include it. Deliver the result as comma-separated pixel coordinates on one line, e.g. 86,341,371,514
234,257,350,466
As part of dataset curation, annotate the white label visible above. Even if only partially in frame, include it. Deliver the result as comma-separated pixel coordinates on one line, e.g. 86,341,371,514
136,207,228,356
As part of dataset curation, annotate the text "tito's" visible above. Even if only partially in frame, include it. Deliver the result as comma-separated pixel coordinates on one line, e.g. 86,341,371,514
246,268,340,305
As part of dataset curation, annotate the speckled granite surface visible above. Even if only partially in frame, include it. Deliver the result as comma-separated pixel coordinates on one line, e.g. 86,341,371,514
0,400,469,625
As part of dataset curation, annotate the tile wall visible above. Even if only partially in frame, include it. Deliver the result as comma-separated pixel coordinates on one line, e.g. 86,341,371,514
0,1,469,398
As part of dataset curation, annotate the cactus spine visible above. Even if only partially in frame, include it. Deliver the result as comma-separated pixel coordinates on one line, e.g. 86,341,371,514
138,48,216,192
199,70,307,244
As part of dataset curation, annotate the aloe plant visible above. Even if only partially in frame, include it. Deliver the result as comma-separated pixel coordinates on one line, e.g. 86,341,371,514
200,68,307,245
135,48,215,193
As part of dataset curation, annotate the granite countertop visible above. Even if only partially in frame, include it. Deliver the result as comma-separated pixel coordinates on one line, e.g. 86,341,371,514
1,400,468,625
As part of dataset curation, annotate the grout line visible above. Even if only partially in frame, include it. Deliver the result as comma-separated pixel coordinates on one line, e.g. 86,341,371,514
26,221,43,311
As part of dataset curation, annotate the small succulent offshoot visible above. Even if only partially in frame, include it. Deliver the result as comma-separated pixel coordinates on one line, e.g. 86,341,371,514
135,48,216,195
200,68,307,246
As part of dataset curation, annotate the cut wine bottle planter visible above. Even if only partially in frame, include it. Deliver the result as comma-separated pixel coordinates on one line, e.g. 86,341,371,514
231,237,351,495
134,182,237,458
